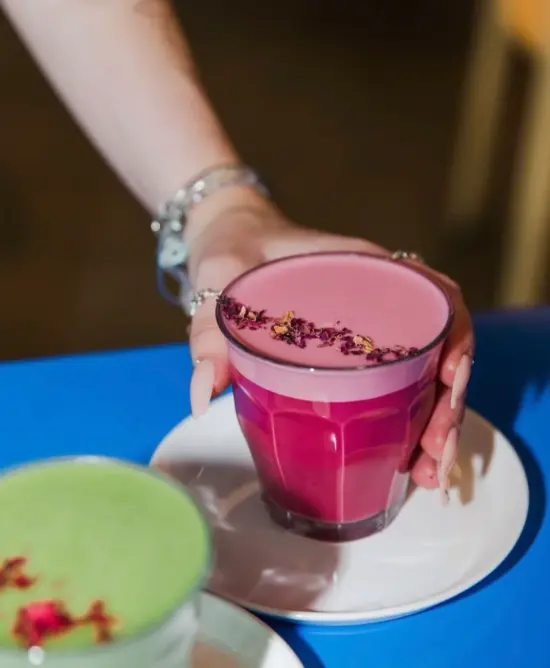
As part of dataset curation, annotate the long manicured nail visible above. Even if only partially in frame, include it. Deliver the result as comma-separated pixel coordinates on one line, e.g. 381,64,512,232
450,354,472,410
438,426,459,505
190,359,215,419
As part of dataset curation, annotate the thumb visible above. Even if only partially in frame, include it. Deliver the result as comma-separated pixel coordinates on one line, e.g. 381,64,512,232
188,252,257,418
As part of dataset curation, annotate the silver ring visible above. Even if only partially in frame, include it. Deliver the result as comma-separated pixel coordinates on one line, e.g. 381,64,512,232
187,288,221,317
391,250,425,264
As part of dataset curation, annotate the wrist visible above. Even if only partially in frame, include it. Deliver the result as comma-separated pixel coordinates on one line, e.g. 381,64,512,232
152,163,285,308
183,180,279,247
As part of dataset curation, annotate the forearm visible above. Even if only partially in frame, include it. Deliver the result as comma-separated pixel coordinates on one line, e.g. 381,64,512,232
2,0,258,230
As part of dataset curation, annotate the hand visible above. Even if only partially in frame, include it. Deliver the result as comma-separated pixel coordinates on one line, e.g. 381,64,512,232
186,194,474,495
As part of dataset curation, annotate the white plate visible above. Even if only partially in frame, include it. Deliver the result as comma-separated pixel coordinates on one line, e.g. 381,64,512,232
152,394,529,625
193,593,302,666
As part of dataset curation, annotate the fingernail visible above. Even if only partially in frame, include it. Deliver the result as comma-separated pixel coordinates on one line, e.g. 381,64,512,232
450,353,472,411
190,359,215,419
438,426,459,506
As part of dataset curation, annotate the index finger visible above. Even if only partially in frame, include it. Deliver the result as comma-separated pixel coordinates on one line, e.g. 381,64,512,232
188,253,253,416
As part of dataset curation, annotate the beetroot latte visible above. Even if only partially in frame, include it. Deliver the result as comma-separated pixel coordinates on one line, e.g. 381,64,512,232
216,252,453,542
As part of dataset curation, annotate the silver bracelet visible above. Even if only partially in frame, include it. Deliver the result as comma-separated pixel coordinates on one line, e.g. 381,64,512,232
151,164,269,308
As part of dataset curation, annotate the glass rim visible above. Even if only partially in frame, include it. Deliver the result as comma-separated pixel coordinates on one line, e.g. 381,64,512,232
216,251,455,372
0,455,212,659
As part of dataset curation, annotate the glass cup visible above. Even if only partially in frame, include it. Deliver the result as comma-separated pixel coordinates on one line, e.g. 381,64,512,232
0,457,211,668
216,252,453,542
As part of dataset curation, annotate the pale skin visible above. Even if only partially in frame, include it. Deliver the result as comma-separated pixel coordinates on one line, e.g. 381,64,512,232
2,0,474,496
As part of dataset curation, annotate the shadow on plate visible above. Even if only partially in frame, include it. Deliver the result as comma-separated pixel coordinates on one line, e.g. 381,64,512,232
407,409,496,507
442,429,544,607
452,413,495,506
154,458,340,614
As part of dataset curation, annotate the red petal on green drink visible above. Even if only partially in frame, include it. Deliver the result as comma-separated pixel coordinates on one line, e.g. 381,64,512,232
13,600,73,648
0,557,36,592
12,599,117,648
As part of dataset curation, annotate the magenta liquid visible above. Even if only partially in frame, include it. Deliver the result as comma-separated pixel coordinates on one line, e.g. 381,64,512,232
217,253,452,541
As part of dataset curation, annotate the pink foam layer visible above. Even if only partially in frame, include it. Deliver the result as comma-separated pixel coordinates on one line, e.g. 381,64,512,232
228,341,443,402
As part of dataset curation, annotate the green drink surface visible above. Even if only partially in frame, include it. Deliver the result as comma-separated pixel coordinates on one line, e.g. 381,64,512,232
0,459,209,650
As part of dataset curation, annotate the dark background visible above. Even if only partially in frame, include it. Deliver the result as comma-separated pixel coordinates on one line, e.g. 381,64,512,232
0,0,533,360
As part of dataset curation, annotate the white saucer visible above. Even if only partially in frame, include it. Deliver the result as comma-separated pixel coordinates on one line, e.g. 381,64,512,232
152,394,529,625
193,593,302,666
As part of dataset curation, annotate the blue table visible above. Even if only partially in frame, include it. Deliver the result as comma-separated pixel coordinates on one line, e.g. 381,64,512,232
1,308,549,667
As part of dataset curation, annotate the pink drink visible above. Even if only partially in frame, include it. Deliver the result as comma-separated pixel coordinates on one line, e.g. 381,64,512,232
216,253,452,542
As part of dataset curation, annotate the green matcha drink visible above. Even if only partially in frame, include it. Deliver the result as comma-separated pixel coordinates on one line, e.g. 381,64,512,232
0,458,210,667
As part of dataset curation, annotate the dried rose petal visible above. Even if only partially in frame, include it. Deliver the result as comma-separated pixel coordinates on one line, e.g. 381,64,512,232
219,296,417,365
